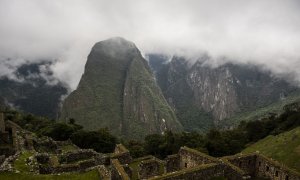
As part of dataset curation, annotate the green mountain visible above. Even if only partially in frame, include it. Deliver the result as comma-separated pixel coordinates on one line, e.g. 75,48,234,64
243,126,300,173
60,37,182,139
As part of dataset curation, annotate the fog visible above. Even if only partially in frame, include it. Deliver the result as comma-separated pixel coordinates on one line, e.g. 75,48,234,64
0,0,300,89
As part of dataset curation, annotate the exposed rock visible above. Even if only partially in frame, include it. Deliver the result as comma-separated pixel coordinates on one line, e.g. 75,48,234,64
149,55,299,131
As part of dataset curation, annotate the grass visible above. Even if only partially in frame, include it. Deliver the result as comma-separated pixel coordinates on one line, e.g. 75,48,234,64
14,151,34,173
8,150,101,179
243,126,300,172
59,145,78,153
0,169,100,180
220,91,300,128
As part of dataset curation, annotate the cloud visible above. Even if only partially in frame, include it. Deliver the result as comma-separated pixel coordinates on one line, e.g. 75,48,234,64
0,0,300,89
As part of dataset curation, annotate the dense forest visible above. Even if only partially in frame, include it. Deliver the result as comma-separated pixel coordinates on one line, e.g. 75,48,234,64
3,101,300,158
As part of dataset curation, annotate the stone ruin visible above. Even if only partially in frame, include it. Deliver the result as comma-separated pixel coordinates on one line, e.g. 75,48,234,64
36,148,108,174
108,145,300,180
0,110,299,179
0,112,22,157
111,144,133,164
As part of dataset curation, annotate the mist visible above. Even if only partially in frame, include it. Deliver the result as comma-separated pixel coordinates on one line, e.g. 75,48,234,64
0,0,300,89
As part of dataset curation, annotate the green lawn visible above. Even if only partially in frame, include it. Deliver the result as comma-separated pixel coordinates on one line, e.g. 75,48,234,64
0,170,100,180
243,127,300,172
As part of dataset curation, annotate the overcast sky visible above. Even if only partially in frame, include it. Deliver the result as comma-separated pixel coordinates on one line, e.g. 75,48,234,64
0,0,300,89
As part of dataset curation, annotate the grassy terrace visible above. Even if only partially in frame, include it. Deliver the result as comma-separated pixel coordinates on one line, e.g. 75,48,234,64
243,127,300,173
0,170,100,180
0,149,102,179
14,151,34,173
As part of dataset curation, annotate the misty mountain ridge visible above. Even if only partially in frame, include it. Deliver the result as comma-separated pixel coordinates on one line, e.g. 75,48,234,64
0,61,68,119
148,54,300,132
0,38,299,137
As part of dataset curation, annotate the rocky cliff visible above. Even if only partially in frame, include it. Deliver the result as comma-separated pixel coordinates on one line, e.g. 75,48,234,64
61,38,182,139
148,54,299,131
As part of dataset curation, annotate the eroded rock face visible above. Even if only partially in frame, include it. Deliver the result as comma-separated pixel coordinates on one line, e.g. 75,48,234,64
188,62,239,123
61,38,182,139
148,55,299,130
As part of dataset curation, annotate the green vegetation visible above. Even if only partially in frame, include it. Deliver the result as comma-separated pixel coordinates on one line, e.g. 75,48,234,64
243,127,300,172
59,144,78,153
177,106,214,133
61,38,182,139
71,128,117,153
124,101,300,159
0,169,100,180
14,151,34,173
222,91,300,128
4,109,118,154
39,123,83,141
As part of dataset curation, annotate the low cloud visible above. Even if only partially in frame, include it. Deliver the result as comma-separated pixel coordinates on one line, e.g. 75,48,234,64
0,0,300,89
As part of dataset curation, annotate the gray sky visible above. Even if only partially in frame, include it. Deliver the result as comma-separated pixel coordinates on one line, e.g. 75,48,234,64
0,0,300,89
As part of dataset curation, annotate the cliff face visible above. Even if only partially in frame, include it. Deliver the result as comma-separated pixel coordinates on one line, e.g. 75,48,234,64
61,38,182,139
188,62,239,123
148,55,299,131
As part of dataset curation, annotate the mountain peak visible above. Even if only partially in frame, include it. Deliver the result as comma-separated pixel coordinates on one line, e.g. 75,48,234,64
61,39,182,139
89,37,140,61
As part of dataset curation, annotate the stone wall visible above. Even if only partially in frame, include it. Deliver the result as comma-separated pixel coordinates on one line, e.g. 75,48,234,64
149,163,225,180
222,161,250,180
59,149,98,163
112,144,132,164
98,165,111,180
39,159,97,174
24,133,34,150
138,159,162,179
224,153,257,176
256,155,300,180
35,153,50,164
33,137,58,153
37,149,107,174
0,112,4,133
111,152,132,165
0,155,5,166
0,147,15,157
111,159,130,180
123,164,133,179
166,154,180,173
114,144,128,154
224,153,300,180
178,146,219,169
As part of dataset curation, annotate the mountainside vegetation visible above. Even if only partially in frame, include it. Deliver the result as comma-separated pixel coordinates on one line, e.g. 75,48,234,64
61,38,182,139
243,127,300,172
4,109,117,153
124,101,300,164
3,98,300,172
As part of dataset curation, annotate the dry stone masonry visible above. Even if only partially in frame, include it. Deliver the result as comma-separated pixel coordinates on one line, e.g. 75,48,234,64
109,145,300,180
